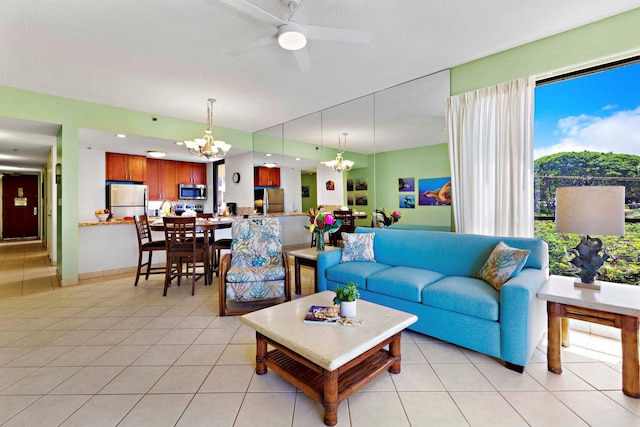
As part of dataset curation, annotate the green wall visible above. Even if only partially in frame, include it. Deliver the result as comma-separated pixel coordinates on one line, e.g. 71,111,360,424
373,144,451,227
451,8,640,94
301,173,317,213
344,166,373,227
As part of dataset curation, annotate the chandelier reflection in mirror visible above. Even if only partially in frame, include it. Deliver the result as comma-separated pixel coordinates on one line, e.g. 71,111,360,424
180,99,231,160
322,132,354,172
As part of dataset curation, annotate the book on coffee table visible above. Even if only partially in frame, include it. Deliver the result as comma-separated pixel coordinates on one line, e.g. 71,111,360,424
304,305,339,325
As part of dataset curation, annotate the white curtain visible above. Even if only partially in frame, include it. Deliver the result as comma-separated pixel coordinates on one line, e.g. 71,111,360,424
447,77,535,237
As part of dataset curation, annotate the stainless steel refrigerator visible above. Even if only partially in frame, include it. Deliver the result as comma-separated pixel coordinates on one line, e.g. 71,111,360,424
265,188,284,213
107,183,147,218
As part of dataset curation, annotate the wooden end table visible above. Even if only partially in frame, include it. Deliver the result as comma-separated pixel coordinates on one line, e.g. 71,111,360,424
537,275,640,398
287,247,339,294
240,291,417,426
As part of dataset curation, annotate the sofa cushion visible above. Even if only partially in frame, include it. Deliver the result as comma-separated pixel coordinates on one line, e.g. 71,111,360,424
225,280,286,302
477,242,530,291
226,266,286,283
341,232,375,263
367,267,445,303
421,276,500,321
325,262,390,288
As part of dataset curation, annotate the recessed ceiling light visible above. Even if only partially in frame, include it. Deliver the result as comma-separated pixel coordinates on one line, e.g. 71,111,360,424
175,141,184,145
264,162,277,168
147,150,166,158
266,153,272,157
116,134,127,138
295,157,300,160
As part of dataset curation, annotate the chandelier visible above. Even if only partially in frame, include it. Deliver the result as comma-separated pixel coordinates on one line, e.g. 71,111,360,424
322,133,354,172
181,99,231,160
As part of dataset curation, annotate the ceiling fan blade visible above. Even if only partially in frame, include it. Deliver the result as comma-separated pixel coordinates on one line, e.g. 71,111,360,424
287,0,328,24
307,25,374,44
226,35,275,57
293,48,312,73
217,0,286,28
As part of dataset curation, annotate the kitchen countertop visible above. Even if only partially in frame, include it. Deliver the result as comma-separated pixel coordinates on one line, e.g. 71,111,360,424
78,219,135,227
78,212,311,227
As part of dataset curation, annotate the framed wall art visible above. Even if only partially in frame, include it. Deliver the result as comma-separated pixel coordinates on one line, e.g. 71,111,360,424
418,177,451,206
398,178,414,192
399,194,415,209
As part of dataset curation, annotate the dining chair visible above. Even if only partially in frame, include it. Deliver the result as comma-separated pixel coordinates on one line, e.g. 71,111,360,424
162,216,210,296
133,214,166,286
330,209,355,246
196,212,231,277
218,217,291,316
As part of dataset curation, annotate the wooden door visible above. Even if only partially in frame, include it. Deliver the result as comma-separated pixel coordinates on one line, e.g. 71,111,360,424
2,175,38,239
162,160,179,200
192,163,207,184
146,159,162,200
127,155,147,182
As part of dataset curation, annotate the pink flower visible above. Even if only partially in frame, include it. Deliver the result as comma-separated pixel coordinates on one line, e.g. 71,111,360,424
392,211,401,218
324,214,335,226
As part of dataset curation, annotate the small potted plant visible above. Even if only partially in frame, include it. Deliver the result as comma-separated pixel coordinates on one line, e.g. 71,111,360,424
333,281,360,318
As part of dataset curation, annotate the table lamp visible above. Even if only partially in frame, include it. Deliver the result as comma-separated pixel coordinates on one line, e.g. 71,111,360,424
555,186,625,289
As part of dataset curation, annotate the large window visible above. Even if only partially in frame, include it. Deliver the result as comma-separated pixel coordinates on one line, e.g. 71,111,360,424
533,57,640,284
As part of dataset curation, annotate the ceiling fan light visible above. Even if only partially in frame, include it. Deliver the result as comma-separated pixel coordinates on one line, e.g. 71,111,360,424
278,23,307,50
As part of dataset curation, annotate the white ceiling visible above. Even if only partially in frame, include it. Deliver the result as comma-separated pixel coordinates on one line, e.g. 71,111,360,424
1,0,639,173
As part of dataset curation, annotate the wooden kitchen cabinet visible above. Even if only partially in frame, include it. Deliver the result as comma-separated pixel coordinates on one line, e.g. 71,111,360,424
254,166,280,187
105,152,147,182
178,161,207,185
162,161,179,200
146,159,161,200
146,159,178,200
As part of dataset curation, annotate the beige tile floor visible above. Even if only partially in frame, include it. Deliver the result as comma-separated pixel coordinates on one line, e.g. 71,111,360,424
1,241,640,426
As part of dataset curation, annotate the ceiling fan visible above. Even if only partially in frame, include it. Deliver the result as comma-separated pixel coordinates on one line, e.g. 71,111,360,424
218,0,374,72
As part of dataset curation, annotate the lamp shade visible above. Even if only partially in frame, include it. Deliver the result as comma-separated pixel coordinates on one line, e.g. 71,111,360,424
555,186,625,236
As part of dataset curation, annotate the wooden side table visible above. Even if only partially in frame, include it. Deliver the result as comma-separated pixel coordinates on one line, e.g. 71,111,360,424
287,247,339,294
538,275,640,398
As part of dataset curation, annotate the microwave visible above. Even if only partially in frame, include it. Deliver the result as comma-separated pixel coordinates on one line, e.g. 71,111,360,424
178,184,207,200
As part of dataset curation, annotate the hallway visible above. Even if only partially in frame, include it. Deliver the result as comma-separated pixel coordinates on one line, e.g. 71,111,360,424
0,241,58,298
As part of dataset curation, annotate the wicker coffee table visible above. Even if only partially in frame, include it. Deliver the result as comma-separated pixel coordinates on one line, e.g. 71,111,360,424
240,291,417,426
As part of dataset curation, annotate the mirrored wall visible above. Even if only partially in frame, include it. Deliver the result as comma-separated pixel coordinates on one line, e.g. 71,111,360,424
252,69,451,227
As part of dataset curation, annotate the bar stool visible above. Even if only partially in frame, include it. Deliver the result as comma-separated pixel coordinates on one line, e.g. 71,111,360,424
212,238,232,277
133,214,166,286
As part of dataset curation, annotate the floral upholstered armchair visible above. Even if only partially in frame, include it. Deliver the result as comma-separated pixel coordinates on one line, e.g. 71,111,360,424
218,217,291,316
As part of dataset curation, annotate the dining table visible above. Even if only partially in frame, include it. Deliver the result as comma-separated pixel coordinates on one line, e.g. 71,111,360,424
150,217,234,283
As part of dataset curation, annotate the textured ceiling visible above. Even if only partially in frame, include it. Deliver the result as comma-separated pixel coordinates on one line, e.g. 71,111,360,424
0,0,639,171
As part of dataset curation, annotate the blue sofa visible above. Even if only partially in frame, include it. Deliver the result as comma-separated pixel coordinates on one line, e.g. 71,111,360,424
317,227,549,372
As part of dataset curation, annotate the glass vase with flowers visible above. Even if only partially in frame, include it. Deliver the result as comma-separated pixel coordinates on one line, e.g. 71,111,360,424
305,208,342,251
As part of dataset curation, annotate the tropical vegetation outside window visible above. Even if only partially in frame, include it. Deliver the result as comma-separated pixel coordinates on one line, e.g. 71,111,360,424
533,57,640,285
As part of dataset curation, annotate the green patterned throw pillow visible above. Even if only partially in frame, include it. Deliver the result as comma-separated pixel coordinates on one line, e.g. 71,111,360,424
478,242,530,291
340,233,376,263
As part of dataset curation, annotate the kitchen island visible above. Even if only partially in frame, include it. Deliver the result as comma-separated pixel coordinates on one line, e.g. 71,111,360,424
77,212,312,279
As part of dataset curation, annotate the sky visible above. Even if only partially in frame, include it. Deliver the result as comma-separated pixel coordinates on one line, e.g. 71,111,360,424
534,60,640,160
